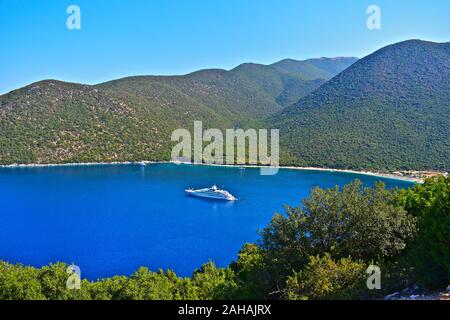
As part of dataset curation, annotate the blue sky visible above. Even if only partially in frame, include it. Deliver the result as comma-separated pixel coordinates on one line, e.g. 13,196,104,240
1,0,449,94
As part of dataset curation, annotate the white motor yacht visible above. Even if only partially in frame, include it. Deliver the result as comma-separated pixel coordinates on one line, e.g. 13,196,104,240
185,185,237,201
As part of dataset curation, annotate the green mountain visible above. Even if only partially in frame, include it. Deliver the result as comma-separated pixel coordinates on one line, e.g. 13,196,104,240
271,57,359,80
0,57,356,165
271,40,450,171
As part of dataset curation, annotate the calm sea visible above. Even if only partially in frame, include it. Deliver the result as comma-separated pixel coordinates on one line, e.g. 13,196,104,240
0,163,413,279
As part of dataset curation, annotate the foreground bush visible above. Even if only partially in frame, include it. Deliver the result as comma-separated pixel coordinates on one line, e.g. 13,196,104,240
0,261,236,300
256,180,417,295
397,176,450,288
285,254,367,300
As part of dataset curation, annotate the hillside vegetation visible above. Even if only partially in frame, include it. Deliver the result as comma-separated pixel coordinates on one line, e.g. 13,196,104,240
0,57,356,165
271,40,450,171
1,40,449,171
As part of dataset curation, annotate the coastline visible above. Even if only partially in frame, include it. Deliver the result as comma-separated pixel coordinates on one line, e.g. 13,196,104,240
0,160,424,183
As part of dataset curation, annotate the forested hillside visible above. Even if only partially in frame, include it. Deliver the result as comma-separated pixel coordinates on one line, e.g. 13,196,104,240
271,40,450,171
0,57,356,165
2,40,449,171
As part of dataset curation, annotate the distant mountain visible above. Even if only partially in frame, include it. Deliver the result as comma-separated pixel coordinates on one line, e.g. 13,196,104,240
271,57,359,80
0,57,356,165
230,57,358,107
270,40,450,171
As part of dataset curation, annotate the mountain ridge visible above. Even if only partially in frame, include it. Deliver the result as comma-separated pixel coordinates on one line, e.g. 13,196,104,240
0,56,356,165
1,40,448,171
1,56,358,96
271,39,450,171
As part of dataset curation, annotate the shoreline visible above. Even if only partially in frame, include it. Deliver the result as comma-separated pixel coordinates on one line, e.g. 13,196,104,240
0,160,424,183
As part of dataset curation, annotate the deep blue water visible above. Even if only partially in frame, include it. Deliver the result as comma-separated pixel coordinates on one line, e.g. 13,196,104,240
0,163,413,279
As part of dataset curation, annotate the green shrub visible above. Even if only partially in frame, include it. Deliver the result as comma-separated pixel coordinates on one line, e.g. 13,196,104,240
397,176,450,288
232,243,271,299
285,254,366,300
192,261,238,300
259,180,417,285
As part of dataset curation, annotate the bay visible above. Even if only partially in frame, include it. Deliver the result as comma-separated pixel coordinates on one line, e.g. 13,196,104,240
0,163,413,279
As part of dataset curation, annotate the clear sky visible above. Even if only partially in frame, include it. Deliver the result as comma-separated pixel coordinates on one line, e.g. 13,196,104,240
1,0,449,94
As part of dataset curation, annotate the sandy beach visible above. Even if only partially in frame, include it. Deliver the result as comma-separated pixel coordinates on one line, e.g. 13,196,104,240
0,160,424,183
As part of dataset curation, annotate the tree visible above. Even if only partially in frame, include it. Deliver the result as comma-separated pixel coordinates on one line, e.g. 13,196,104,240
88,276,129,300
285,254,366,300
259,180,416,288
192,261,238,300
121,268,183,300
37,263,91,300
397,176,450,288
232,243,270,299
0,262,44,300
